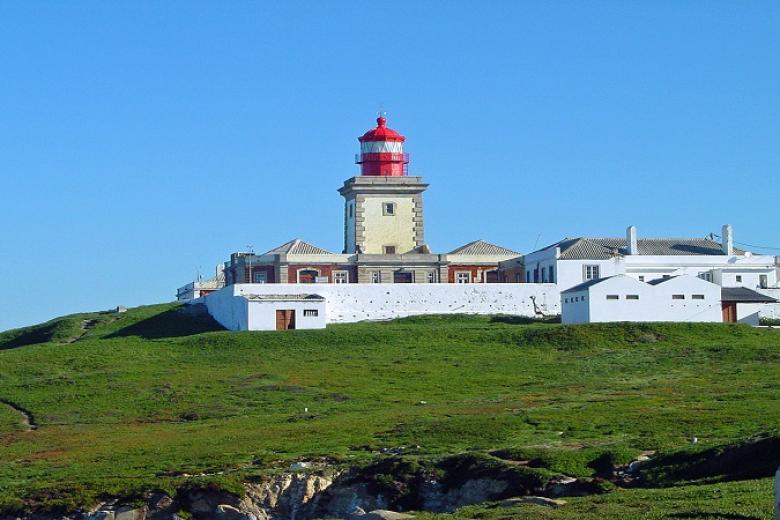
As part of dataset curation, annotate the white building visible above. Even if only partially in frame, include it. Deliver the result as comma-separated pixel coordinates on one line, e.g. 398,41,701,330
562,274,776,325
524,225,777,292
562,275,723,324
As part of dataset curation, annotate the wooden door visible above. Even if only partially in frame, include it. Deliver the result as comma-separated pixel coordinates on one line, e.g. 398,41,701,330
721,303,737,323
275,310,296,330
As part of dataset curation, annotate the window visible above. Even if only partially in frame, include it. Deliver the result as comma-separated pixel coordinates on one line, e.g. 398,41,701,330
699,272,713,282
638,276,645,282
383,245,396,255
564,298,569,303
456,272,471,284
626,294,639,300
526,272,531,283
348,203,354,218
548,266,555,283
574,296,579,302
427,271,438,283
760,275,768,289
371,271,382,283
692,294,705,300
582,296,586,301
736,275,743,283
303,309,319,317
606,295,619,300
253,272,267,284
383,202,395,216
584,265,600,281
333,271,349,284
672,294,685,300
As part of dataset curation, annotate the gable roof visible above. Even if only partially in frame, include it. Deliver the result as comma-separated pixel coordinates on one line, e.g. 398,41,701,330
264,239,333,256
540,237,744,260
448,239,519,256
721,287,777,303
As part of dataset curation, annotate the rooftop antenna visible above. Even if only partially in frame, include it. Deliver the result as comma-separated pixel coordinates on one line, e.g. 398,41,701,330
533,233,541,250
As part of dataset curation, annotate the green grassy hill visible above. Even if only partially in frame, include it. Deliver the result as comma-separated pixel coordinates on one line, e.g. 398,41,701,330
0,304,779,518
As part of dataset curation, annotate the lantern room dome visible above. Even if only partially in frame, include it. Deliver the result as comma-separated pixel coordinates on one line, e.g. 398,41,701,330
358,115,406,143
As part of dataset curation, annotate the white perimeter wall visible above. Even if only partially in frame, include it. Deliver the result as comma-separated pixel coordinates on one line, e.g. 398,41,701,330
217,283,561,325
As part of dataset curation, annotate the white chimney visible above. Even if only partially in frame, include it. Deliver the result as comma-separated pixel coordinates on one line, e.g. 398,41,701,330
722,224,734,256
627,225,638,255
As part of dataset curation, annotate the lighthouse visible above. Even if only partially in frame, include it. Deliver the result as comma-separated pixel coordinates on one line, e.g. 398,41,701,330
339,115,428,258
356,115,409,176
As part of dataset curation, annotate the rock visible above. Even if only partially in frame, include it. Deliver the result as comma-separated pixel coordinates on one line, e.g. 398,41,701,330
347,506,366,518
362,510,414,520
498,496,566,508
115,506,147,520
86,512,116,520
216,504,257,520
546,476,578,497
289,461,311,471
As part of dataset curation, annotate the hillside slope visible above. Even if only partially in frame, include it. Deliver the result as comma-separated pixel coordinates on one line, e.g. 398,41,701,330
0,304,779,518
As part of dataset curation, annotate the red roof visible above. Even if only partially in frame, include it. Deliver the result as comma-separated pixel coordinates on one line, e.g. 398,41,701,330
358,116,406,143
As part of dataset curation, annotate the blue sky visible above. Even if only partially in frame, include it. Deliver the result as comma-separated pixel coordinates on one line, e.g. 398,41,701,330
1,2,779,331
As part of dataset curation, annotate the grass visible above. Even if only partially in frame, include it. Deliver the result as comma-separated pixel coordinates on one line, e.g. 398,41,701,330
0,304,779,518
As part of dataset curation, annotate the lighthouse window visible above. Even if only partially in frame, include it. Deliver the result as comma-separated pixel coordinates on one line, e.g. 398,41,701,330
383,202,395,216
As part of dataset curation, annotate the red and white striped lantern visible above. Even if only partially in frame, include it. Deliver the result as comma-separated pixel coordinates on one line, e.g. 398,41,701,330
356,115,409,176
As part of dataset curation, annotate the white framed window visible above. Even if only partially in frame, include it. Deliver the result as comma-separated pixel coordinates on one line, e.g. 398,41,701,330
692,294,705,300
626,294,639,300
699,272,713,282
427,271,438,283
253,272,267,283
303,309,319,317
333,271,349,284
735,275,743,283
583,265,600,281
606,295,619,300
672,294,685,300
760,275,768,289
382,202,395,216
456,272,471,284
638,276,645,282
383,245,396,255
371,271,382,283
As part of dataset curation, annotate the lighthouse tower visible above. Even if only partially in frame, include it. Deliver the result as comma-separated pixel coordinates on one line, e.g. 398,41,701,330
339,115,428,257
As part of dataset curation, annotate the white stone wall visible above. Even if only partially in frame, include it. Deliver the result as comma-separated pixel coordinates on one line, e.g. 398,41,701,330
204,285,248,331
222,283,560,326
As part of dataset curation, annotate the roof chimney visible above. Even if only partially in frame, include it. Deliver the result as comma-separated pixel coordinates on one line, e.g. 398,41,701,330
722,224,734,255
627,225,638,255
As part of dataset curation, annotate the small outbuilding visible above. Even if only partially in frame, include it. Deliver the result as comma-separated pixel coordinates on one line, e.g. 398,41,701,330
244,294,327,331
561,274,722,324
720,287,778,325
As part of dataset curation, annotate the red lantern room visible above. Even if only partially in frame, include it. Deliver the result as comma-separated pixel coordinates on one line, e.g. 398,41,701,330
356,115,409,176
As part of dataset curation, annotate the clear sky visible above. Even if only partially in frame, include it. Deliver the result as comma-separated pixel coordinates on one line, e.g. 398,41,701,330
1,2,779,331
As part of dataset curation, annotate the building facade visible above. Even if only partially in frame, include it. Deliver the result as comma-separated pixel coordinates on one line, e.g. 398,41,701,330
522,225,778,292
